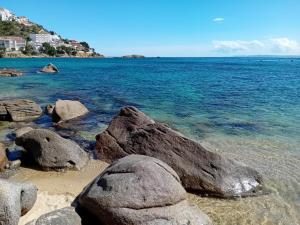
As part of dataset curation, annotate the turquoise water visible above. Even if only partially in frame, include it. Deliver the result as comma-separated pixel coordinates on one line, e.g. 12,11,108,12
0,58,300,224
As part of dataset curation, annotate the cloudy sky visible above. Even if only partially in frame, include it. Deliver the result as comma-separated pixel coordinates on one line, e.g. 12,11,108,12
2,0,300,56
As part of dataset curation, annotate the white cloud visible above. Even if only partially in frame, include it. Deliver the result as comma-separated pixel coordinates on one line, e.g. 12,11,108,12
213,17,224,22
213,38,300,55
269,38,300,53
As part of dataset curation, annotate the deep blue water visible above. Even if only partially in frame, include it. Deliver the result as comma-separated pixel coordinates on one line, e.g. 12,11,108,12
1,57,300,224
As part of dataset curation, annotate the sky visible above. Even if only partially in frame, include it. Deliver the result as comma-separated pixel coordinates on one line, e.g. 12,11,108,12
1,0,300,56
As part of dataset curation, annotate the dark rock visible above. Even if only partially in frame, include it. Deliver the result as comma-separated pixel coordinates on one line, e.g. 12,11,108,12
40,63,59,73
0,99,42,122
26,207,82,225
52,100,89,122
95,107,264,198
16,129,88,170
0,179,37,225
0,69,23,77
77,154,212,225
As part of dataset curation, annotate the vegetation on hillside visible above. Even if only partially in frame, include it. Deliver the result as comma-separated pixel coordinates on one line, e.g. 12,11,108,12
0,20,102,57
0,20,45,40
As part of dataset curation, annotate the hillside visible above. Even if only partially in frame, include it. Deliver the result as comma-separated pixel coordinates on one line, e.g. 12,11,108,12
0,20,45,40
0,8,103,58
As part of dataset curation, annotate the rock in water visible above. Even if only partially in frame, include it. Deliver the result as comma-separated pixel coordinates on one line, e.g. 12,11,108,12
0,69,23,77
0,179,37,225
40,63,59,73
0,142,7,171
0,99,42,122
52,99,89,122
16,129,89,170
77,154,212,225
96,106,264,198
26,207,81,225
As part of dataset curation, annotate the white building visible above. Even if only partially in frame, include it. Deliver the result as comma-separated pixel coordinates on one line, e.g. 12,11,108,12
0,36,26,51
29,33,60,44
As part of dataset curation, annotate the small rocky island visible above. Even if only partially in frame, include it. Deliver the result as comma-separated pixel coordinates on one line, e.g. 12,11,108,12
122,54,145,59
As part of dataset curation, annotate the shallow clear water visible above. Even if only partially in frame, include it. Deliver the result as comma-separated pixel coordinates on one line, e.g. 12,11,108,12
1,57,299,224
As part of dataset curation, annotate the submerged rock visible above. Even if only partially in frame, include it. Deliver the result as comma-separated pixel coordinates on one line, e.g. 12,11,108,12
96,106,264,198
0,179,37,225
16,129,89,171
26,207,81,225
0,69,23,77
40,63,59,73
52,100,89,122
77,154,212,225
0,99,42,122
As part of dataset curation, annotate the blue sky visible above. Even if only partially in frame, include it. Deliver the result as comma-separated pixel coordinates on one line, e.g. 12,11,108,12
2,0,300,56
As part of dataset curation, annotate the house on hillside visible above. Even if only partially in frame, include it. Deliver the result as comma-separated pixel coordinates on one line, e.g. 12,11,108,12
69,40,85,51
0,36,26,51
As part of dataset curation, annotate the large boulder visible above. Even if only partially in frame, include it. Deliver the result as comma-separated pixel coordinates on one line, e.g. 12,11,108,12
0,99,42,122
40,63,59,73
77,154,212,225
0,179,37,225
26,207,81,225
0,142,7,171
52,100,89,122
96,107,264,198
16,129,89,170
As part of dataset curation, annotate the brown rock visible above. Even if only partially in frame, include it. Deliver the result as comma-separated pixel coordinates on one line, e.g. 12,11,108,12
77,154,212,225
0,69,23,77
52,100,89,122
0,143,7,171
40,63,59,73
0,99,42,122
95,106,264,198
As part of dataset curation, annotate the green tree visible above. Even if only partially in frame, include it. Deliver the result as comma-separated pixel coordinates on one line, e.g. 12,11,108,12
41,42,56,56
80,41,90,50
22,43,35,55
0,46,6,58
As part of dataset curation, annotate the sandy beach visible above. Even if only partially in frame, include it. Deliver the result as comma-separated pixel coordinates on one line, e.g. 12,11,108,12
10,160,108,225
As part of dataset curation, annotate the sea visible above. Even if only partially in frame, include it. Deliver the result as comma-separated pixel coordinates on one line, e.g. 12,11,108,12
0,57,299,225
